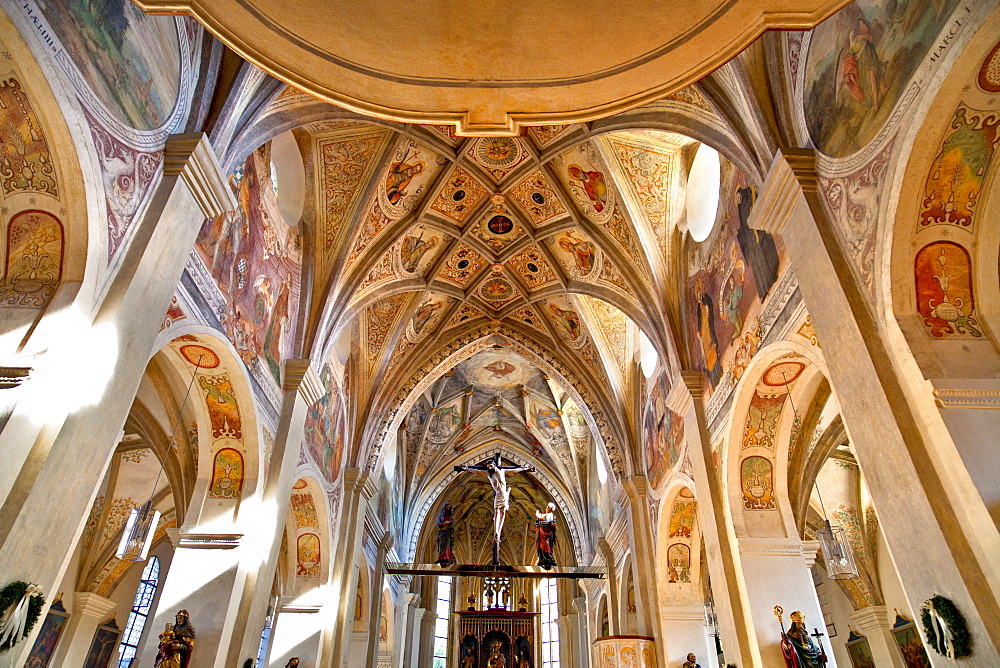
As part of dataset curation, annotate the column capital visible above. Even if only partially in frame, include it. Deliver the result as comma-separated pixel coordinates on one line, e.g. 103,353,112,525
342,468,373,499
801,539,821,568
73,591,116,618
679,370,706,400
620,476,651,503
849,605,892,633
163,132,236,218
668,374,696,414
404,592,421,608
748,148,819,236
284,359,322,405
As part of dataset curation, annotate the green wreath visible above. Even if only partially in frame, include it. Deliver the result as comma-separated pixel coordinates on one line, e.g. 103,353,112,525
0,581,45,653
921,595,972,659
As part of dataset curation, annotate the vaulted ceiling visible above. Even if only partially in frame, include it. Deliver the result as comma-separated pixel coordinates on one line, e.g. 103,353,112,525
283,117,708,480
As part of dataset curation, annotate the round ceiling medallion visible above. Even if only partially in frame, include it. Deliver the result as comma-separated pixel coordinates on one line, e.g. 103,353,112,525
487,214,514,234
180,344,220,368
762,361,805,386
134,0,848,133
480,277,514,301
475,138,520,168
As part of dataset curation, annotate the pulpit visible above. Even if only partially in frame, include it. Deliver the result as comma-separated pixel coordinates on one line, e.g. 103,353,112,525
455,609,538,667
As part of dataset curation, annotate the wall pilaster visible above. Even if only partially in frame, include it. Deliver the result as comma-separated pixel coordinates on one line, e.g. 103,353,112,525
749,148,1000,661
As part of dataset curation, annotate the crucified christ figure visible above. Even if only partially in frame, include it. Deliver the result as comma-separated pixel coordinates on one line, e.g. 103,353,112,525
455,452,535,565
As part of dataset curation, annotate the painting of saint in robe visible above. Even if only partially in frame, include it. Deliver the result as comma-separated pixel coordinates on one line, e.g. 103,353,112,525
720,262,745,342
838,18,885,107
695,285,722,385
385,151,425,205
401,232,438,273
568,164,608,212
735,186,779,299
559,231,596,273
412,298,442,335
548,303,581,341
535,406,562,440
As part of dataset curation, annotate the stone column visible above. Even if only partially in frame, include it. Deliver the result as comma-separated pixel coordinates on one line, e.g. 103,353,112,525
0,133,234,666
268,599,325,667
49,591,116,667
417,607,437,668
596,538,621,636
749,149,1000,660
736,538,829,667
226,359,323,665
620,477,664,667
323,469,376,666
398,593,421,668
574,595,591,668
365,533,392,667
674,372,759,667
849,606,904,668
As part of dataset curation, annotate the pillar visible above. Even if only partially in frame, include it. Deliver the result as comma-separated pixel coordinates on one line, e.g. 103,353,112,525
417,607,437,668
848,606,904,668
365,533,392,667
674,373,759,667
226,360,323,665
49,592,116,667
268,599,325,667
0,133,234,665
322,469,376,666
574,595,591,668
620,476,664,667
398,593,421,668
749,149,1000,661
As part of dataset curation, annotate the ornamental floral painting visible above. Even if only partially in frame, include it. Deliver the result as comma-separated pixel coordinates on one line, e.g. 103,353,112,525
804,0,962,157
0,210,63,308
914,241,982,338
208,447,244,499
742,456,776,510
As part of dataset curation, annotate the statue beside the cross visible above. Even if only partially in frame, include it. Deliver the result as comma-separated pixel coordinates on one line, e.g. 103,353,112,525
455,453,535,565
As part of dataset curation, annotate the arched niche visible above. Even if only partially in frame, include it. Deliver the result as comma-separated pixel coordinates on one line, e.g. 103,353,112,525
655,481,702,609
150,326,264,530
283,475,332,596
724,340,829,540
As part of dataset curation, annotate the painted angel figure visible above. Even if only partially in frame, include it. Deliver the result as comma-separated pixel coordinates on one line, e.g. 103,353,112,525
455,452,534,564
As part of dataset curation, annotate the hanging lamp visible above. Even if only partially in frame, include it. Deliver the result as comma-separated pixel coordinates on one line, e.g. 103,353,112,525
780,368,859,581
116,352,204,561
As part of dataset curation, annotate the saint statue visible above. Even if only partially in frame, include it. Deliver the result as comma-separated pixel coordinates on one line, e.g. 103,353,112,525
285,659,300,668
488,645,507,668
683,652,701,668
455,453,534,565
436,502,456,566
461,645,476,668
535,502,558,569
780,611,827,668
154,610,195,668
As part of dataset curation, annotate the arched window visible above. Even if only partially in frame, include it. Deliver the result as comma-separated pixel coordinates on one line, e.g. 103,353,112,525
539,577,560,667
432,576,452,668
117,556,160,667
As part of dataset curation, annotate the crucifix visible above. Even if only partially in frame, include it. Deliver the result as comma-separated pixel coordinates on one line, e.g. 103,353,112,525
455,452,535,565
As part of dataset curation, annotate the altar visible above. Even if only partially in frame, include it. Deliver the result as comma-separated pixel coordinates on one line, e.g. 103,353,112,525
455,609,539,668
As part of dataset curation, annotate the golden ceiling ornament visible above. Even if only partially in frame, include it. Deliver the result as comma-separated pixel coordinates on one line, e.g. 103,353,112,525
135,0,851,135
